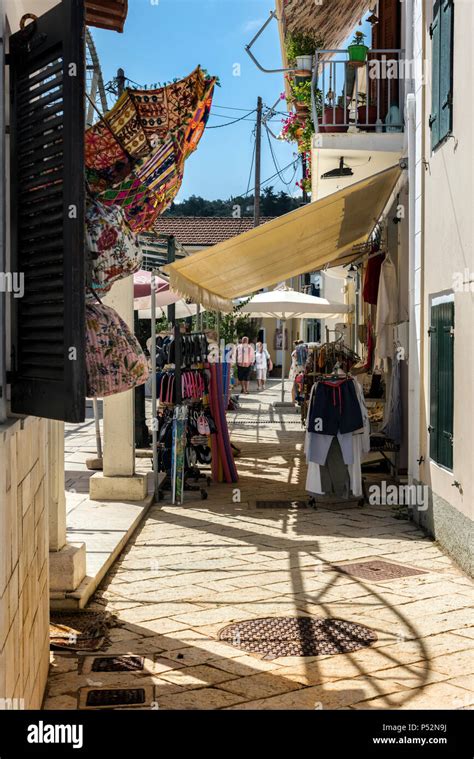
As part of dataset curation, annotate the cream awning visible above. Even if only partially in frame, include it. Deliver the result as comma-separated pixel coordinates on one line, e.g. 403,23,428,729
164,165,401,312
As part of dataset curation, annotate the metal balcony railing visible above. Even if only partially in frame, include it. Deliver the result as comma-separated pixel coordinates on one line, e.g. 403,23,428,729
310,49,405,134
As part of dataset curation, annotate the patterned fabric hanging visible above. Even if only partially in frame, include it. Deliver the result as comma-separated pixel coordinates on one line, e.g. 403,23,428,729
84,67,216,232
86,199,143,295
85,301,149,398
128,67,209,142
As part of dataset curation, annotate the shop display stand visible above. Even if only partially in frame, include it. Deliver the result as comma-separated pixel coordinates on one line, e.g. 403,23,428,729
151,236,209,504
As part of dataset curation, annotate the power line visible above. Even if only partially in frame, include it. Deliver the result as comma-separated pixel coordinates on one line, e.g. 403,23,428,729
233,158,300,200
264,124,299,193
207,108,256,129
208,112,256,122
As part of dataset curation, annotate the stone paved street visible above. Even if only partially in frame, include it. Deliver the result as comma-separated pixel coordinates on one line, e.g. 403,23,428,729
46,380,473,710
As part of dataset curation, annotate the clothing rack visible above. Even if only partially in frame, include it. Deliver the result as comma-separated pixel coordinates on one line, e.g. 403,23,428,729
151,237,210,503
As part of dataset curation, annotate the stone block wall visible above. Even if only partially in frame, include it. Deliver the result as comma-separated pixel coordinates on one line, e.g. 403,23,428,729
0,416,50,709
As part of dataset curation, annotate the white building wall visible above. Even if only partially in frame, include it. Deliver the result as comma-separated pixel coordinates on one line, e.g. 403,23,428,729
412,0,473,572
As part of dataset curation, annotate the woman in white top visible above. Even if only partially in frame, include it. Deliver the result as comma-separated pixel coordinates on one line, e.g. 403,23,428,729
254,342,271,391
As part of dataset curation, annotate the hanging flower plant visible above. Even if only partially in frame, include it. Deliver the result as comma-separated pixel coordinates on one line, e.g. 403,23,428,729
296,151,312,194
280,112,305,142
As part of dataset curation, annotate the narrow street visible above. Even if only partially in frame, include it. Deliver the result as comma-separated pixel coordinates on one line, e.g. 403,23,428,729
46,381,473,711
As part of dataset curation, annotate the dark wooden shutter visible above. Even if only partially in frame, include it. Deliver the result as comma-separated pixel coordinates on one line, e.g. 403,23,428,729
429,0,454,149
429,300,454,469
9,0,86,423
439,0,454,142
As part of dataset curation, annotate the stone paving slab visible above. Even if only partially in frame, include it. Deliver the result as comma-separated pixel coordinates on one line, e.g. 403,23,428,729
45,380,473,710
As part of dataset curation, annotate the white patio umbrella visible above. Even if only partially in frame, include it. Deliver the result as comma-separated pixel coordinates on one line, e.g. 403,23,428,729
138,301,205,320
240,287,352,403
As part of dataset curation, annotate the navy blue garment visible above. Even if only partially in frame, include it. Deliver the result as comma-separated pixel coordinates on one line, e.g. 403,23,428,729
307,378,363,436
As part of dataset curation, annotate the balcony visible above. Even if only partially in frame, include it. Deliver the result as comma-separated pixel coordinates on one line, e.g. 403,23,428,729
311,48,405,134
309,48,406,199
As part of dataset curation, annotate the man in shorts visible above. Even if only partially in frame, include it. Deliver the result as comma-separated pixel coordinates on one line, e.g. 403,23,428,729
236,336,255,394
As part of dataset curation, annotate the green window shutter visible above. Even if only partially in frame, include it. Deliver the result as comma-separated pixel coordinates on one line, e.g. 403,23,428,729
429,300,454,468
428,316,439,462
439,0,454,142
430,0,441,149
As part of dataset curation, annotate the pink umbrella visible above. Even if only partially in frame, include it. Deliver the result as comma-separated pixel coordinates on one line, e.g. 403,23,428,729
133,270,182,311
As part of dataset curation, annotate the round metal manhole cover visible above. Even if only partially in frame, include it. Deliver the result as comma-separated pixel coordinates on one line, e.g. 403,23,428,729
219,617,377,659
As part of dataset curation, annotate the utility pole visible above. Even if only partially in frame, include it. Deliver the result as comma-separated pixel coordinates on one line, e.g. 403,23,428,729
116,67,126,97
301,152,309,204
254,96,262,227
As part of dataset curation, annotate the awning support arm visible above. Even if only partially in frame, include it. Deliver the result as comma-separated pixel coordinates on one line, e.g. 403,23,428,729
245,10,294,74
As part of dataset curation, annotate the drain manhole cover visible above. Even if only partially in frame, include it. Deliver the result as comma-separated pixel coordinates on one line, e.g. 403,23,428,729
219,616,377,659
84,688,146,708
256,500,307,509
92,655,145,673
333,560,428,581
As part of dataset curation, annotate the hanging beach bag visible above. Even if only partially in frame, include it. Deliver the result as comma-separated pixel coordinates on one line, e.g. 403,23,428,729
86,198,143,296
85,301,149,397
196,411,210,436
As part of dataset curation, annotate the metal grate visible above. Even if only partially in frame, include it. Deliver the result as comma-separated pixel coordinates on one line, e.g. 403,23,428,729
85,688,146,708
333,560,428,581
91,655,145,673
219,616,377,659
256,500,307,509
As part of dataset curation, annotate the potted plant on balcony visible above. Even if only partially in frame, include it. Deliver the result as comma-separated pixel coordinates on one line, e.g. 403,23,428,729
356,92,377,131
285,31,324,76
319,92,350,133
348,30,369,65
290,79,312,118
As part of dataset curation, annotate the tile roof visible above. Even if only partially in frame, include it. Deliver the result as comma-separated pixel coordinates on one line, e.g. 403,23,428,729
280,0,371,51
153,216,275,246
85,0,128,33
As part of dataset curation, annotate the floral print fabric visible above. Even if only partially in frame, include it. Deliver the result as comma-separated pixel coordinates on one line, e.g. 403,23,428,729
86,302,149,398
86,199,143,296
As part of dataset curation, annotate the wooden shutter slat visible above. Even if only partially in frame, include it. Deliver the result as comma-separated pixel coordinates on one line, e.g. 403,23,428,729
18,131,63,158
19,114,64,140
10,0,85,422
19,75,64,105
22,170,63,193
18,59,63,89
19,142,63,170
18,88,63,120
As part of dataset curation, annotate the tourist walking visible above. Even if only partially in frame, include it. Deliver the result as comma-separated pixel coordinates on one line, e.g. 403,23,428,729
254,342,272,391
236,336,255,394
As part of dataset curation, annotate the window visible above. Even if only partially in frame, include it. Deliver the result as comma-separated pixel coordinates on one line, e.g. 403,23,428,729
428,295,454,469
430,0,454,150
9,0,86,422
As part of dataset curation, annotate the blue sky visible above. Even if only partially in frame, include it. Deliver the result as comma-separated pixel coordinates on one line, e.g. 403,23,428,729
92,0,298,201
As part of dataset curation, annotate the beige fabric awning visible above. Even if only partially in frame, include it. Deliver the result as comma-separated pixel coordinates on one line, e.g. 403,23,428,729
164,165,401,312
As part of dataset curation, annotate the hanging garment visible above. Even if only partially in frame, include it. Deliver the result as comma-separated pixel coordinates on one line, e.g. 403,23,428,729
375,255,398,362
381,354,402,443
315,437,351,498
86,199,143,296
305,379,370,497
363,251,385,305
85,302,149,397
307,378,363,436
